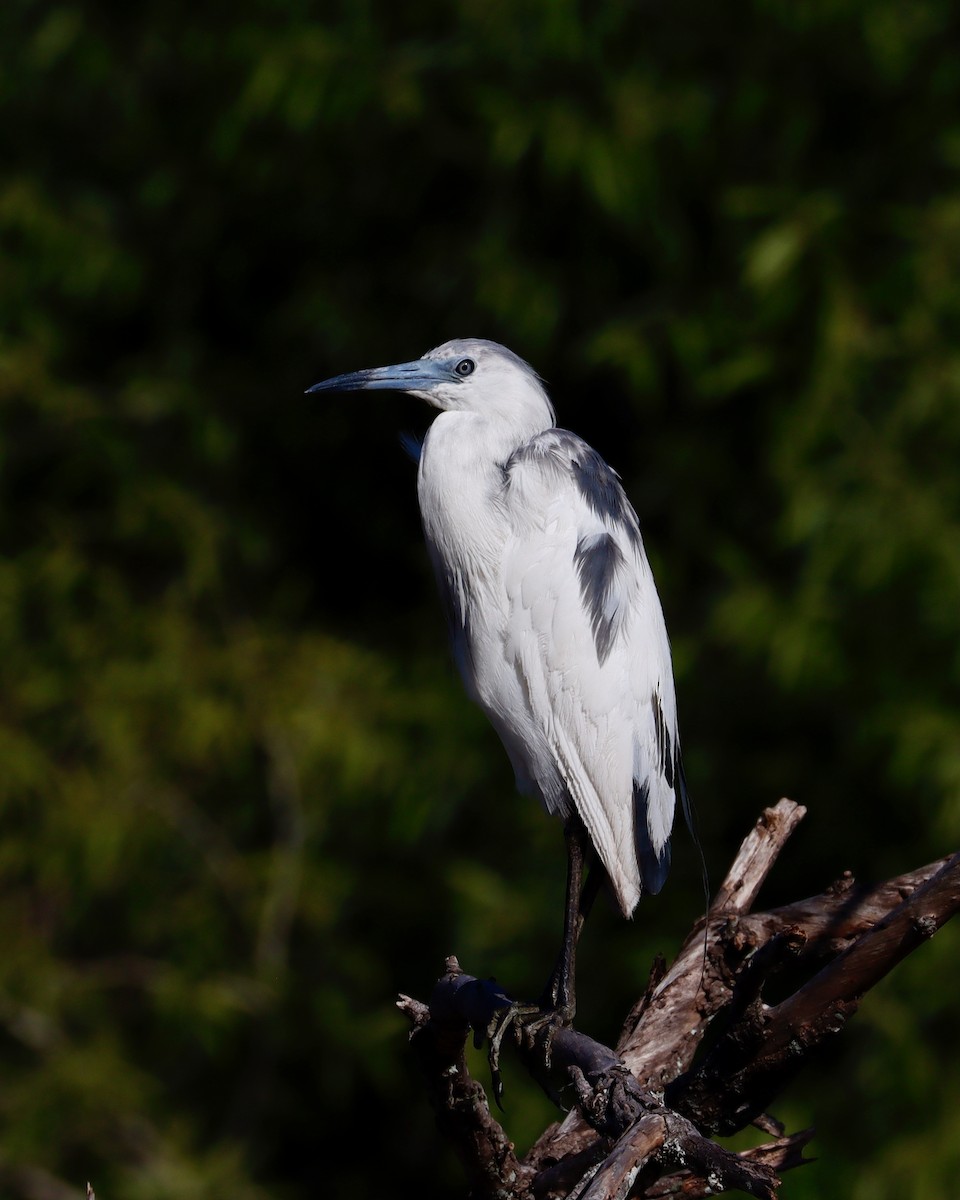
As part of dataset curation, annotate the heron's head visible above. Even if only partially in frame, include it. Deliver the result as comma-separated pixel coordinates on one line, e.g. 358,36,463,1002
307,338,555,427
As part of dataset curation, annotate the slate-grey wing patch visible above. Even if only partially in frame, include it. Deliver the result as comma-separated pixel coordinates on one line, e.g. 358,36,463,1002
573,531,628,665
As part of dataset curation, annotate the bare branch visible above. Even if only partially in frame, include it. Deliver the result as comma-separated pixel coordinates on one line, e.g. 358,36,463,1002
710,799,809,915
534,800,811,1170
399,805,960,1198
670,852,960,1135
397,962,535,1200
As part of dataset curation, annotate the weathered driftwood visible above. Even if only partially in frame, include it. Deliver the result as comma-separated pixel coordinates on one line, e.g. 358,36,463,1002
397,799,960,1199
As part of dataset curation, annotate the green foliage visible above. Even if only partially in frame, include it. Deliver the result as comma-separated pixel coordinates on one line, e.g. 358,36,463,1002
1,0,959,1195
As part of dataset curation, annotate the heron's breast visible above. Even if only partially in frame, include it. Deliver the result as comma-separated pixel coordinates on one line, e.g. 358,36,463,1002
418,431,512,573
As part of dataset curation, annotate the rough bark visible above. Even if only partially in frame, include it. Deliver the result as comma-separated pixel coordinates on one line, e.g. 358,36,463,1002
398,800,960,1198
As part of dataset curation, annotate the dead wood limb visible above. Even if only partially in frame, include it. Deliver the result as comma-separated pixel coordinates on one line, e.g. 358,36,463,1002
574,1109,781,1200
397,801,959,1198
668,850,960,1135
400,964,782,1200
642,1129,816,1199
618,799,808,1083
398,974,535,1199
533,800,809,1169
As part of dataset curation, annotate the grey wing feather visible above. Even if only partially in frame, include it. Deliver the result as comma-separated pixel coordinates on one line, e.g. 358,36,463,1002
496,429,684,914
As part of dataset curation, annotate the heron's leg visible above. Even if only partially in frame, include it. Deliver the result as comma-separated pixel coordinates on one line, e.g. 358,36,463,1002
540,818,602,1020
485,825,588,1105
486,820,601,1104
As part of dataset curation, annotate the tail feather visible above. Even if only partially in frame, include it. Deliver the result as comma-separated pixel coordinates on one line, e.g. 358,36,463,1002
633,778,672,895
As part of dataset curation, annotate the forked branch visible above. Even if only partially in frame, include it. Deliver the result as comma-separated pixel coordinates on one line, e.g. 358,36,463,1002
398,800,960,1198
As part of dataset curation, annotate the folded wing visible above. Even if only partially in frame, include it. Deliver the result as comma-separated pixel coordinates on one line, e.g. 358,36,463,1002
498,429,685,916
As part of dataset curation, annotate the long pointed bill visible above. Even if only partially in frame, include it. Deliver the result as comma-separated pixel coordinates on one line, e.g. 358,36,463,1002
305,358,452,395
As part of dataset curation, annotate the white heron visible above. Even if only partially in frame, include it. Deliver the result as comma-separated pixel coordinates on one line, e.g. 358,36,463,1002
308,338,691,1018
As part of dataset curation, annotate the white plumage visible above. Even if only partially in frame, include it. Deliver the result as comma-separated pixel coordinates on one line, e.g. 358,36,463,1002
308,337,688,921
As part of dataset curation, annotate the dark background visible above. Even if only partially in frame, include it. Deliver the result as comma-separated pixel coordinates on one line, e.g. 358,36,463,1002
2,1,960,1196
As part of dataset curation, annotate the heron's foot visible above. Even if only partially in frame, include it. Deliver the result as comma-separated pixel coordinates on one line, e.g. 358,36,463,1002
484,998,541,1108
484,998,576,1108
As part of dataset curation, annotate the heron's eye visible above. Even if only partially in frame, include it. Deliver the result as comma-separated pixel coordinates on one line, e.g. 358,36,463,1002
455,358,476,377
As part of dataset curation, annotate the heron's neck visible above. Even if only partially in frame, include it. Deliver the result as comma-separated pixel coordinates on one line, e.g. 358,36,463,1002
417,410,546,545
427,407,552,465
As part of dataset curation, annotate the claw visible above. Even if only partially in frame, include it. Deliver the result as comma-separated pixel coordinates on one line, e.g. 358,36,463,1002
482,998,578,1109
484,999,540,1108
